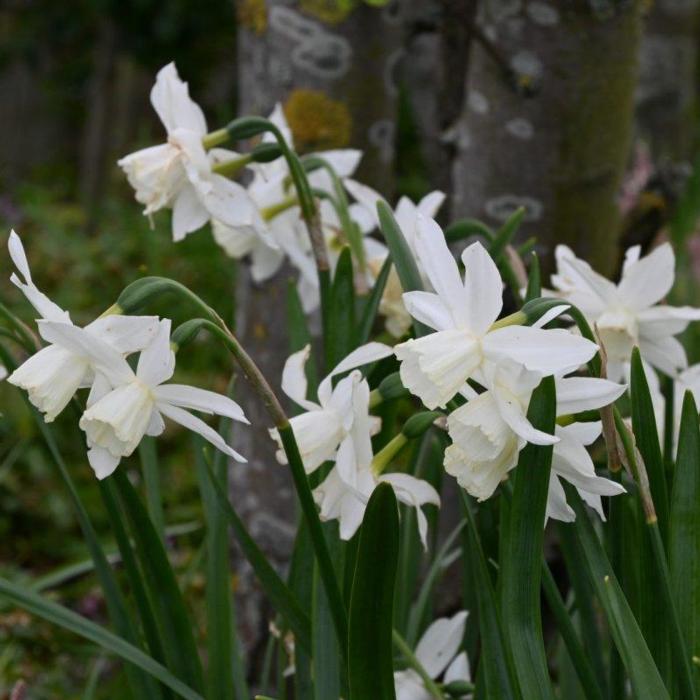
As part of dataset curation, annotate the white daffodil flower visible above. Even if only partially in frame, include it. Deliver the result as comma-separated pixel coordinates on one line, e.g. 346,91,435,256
36,319,248,480
6,231,158,421
446,370,626,520
118,63,254,241
344,179,446,337
394,217,598,409
270,342,394,473
394,611,470,700
550,243,700,381
313,373,440,546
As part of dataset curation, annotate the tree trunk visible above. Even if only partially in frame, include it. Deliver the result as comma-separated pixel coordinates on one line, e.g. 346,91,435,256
450,0,643,274
232,0,401,656
636,0,700,165
401,0,478,198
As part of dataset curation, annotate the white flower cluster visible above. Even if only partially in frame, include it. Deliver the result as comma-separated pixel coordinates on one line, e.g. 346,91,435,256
5,231,248,480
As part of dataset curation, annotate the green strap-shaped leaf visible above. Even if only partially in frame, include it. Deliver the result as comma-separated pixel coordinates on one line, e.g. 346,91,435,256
525,253,541,303
99,479,169,700
0,577,203,700
376,201,429,337
113,470,205,694
348,483,399,700
202,458,312,654
460,493,519,699
630,348,669,536
500,376,556,700
541,563,605,700
327,246,356,366
488,207,524,261
669,391,700,696
195,437,249,700
564,486,669,700
139,438,165,542
357,255,392,345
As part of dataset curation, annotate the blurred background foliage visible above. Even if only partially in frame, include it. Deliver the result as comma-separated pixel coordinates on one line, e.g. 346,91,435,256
1,0,700,697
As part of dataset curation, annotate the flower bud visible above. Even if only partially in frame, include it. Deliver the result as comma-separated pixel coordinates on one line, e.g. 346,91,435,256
402,410,443,439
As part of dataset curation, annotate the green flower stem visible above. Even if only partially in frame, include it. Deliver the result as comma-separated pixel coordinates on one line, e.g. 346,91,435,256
302,155,367,279
371,434,408,476
212,153,252,177
260,195,299,221
202,128,229,149
392,629,443,700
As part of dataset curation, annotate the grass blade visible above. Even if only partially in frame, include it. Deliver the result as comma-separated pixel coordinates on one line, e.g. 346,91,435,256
24,400,156,699
500,376,556,700
630,348,669,536
670,391,700,695
99,479,169,699
139,437,165,542
541,563,605,700
348,483,399,700
0,577,203,700
376,201,429,337
194,437,249,700
202,457,312,653
564,486,669,700
113,469,205,694
460,492,519,699
327,246,356,366
357,255,392,344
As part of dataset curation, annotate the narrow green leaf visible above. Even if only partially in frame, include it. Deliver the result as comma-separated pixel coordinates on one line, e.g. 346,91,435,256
327,246,356,365
24,400,156,700
201,457,312,653
277,424,348,659
358,255,392,344
443,218,494,243
113,470,205,694
348,483,399,700
376,201,429,337
405,520,465,647
500,376,556,700
99,479,169,700
670,391,700,695
525,253,541,303
488,207,524,261
0,578,203,700
541,563,604,700
139,438,165,542
460,493,519,699
288,522,315,700
195,436,249,700
564,486,669,700
630,348,669,537
313,562,341,700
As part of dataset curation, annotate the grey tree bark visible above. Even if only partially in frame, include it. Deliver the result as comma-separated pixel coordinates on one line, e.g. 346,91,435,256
450,0,643,274
232,0,401,655
636,0,700,165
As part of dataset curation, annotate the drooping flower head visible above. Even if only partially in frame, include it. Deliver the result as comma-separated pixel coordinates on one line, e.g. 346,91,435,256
6,231,158,421
118,63,254,241
38,318,248,479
